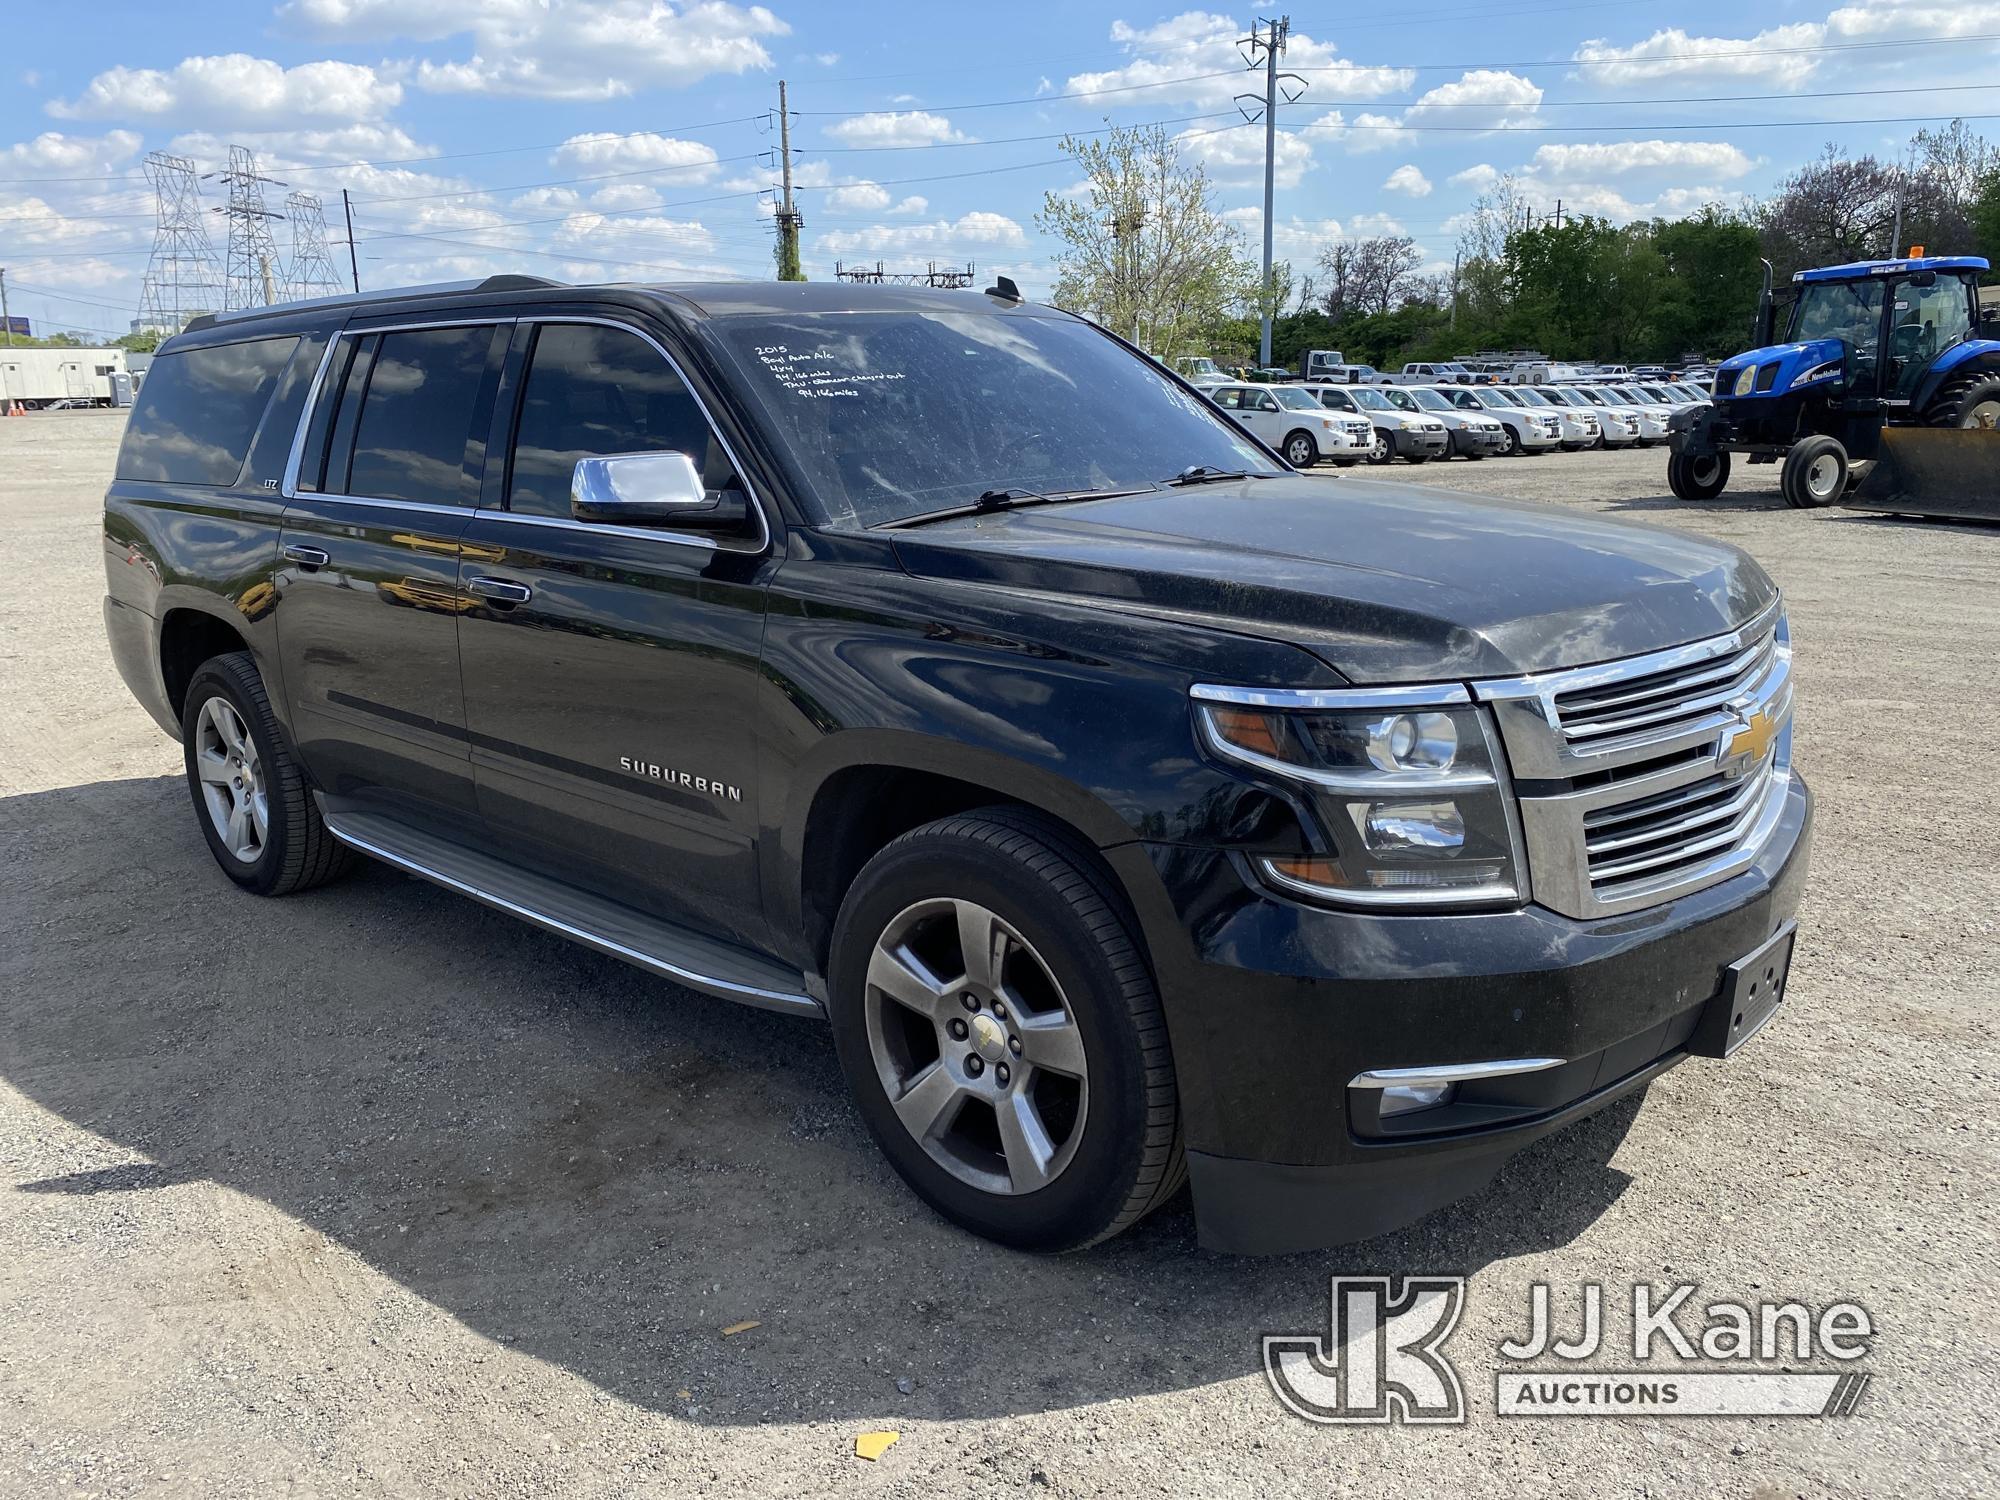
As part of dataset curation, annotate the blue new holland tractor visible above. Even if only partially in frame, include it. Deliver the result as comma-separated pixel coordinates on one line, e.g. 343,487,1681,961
1668,255,2000,519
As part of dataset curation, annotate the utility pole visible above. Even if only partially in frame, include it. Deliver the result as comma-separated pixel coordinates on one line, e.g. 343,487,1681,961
1553,199,1563,231
1,268,11,347
773,80,804,281
1450,250,1460,331
342,189,361,292
1238,15,1302,367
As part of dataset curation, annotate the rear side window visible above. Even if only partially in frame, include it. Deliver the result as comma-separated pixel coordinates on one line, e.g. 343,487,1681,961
115,336,298,485
343,325,498,506
506,323,726,518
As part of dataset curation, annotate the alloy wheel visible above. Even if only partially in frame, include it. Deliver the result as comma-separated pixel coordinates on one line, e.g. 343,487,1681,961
863,897,1088,1196
193,695,269,864
1805,452,1842,502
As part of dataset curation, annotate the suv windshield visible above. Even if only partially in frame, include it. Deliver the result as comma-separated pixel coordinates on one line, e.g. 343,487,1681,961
1270,387,1324,411
1514,388,1554,406
713,310,1274,527
1349,387,1397,412
1407,387,1455,412
1379,388,1420,412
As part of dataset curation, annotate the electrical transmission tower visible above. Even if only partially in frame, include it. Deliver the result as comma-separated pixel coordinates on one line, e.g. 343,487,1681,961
136,152,225,334
282,192,344,301
833,261,976,289
209,147,287,309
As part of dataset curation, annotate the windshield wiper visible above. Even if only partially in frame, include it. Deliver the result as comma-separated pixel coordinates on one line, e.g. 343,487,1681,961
1164,465,1262,487
879,483,1155,530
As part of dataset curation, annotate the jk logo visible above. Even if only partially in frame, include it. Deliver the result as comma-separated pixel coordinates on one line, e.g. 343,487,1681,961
1263,1276,1467,1425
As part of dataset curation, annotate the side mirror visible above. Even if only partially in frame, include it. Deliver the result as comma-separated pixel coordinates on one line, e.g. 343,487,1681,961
571,452,749,533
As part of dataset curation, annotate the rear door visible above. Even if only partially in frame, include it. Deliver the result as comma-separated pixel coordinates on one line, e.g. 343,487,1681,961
276,317,508,822
453,315,777,950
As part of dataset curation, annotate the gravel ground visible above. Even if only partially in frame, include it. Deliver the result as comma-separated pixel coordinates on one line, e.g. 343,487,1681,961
3,410,1996,1498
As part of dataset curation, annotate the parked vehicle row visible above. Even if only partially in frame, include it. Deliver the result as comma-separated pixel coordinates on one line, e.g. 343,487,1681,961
1210,378,1711,466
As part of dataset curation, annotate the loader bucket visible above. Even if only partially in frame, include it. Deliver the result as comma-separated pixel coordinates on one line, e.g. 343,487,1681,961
1848,426,2000,522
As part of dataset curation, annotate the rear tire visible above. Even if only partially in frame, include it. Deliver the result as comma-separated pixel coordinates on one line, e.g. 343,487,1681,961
1667,449,1731,500
827,809,1182,1252
181,652,352,896
1780,435,1847,508
1928,373,2000,430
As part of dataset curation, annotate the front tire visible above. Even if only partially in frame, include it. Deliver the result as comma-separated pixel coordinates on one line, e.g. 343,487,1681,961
1367,428,1394,465
1667,449,1731,500
1282,430,1320,468
828,810,1182,1252
181,652,351,895
1780,435,1847,508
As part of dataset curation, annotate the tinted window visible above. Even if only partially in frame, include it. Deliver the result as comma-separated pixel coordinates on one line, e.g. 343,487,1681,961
344,326,496,506
508,323,725,518
115,336,298,485
713,312,1272,528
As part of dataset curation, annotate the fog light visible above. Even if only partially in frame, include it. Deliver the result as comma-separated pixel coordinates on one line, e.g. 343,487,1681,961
1379,1082,1456,1116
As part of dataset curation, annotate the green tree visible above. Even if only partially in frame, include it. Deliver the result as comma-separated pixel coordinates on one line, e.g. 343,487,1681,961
1038,123,1250,358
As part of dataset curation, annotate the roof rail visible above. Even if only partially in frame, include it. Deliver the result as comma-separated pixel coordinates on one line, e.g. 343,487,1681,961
185,274,566,332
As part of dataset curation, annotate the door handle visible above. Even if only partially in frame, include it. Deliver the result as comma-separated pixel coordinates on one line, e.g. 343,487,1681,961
282,543,329,570
466,576,532,606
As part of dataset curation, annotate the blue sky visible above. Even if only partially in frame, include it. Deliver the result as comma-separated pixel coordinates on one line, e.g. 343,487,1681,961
4,1,1999,337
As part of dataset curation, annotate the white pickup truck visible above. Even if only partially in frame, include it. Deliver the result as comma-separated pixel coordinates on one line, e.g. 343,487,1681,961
1377,361,1477,386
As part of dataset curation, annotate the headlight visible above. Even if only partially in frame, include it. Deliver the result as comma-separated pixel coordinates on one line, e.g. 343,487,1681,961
1192,686,1525,908
1731,365,1757,396
1794,360,1842,385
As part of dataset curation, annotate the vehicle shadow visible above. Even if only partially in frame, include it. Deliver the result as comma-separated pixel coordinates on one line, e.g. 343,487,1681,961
1597,489,1787,517
2,774,1644,1425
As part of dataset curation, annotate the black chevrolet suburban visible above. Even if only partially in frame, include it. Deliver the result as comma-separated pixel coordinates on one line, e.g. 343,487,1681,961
103,276,1811,1254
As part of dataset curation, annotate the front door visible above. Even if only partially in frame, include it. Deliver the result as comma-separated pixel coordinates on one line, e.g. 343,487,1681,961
456,317,775,951
276,319,508,821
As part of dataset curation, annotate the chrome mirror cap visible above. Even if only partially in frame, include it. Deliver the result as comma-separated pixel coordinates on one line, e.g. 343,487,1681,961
571,451,706,520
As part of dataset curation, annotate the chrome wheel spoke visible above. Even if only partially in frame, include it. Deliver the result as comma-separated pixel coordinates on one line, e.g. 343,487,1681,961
892,1061,967,1143
1015,1012,1087,1079
226,798,252,856
195,748,232,786
868,942,953,1021
955,900,1006,992
995,1093,1057,1192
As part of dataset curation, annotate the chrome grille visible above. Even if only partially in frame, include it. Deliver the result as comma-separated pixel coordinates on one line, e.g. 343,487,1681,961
1474,605,1793,919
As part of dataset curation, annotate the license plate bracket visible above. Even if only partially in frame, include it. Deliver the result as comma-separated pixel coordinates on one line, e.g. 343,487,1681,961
1691,921,1796,1059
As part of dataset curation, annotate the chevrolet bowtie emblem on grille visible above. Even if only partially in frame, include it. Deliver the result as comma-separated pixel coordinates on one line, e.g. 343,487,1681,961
1720,705,1780,769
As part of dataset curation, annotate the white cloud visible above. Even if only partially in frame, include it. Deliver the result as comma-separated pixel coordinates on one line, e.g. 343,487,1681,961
1348,212,1407,238
552,131,721,184
1527,140,1756,183
51,54,401,126
1448,163,1500,191
1383,164,1433,197
824,111,966,148
813,52,840,66
1062,12,1412,109
1224,209,1348,259
1402,69,1542,130
1574,25,1826,89
826,181,892,213
891,195,927,216
169,122,434,169
286,0,790,100
1186,124,1312,188
817,210,1026,257
0,130,143,174
1302,110,1411,154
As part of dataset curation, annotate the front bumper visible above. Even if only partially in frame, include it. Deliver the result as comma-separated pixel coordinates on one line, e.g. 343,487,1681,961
1114,772,1812,1254
1451,427,1509,456
1391,427,1451,458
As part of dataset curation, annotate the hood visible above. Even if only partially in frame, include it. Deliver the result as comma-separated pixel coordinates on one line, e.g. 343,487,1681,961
1715,338,1845,401
889,476,1776,683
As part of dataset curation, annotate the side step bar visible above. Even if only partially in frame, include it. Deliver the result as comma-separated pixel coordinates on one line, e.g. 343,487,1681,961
321,805,823,1019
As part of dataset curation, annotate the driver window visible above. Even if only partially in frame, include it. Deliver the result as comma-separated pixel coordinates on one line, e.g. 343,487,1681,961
1891,280,1974,395
1250,391,1278,412
507,322,731,518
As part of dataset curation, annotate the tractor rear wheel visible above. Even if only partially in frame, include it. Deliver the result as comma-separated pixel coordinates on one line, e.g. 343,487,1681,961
1780,435,1848,508
1928,374,2000,430
1667,450,1730,500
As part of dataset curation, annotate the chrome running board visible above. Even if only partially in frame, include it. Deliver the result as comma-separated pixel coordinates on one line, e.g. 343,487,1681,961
320,805,823,1019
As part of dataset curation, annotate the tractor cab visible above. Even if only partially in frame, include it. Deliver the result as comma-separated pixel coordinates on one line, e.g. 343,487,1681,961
1669,255,1999,514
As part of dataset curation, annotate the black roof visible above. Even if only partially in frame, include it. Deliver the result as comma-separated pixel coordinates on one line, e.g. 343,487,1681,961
179,273,1053,338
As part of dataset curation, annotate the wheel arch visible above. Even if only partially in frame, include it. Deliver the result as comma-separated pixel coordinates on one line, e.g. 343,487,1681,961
782,734,1151,979
157,603,253,724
